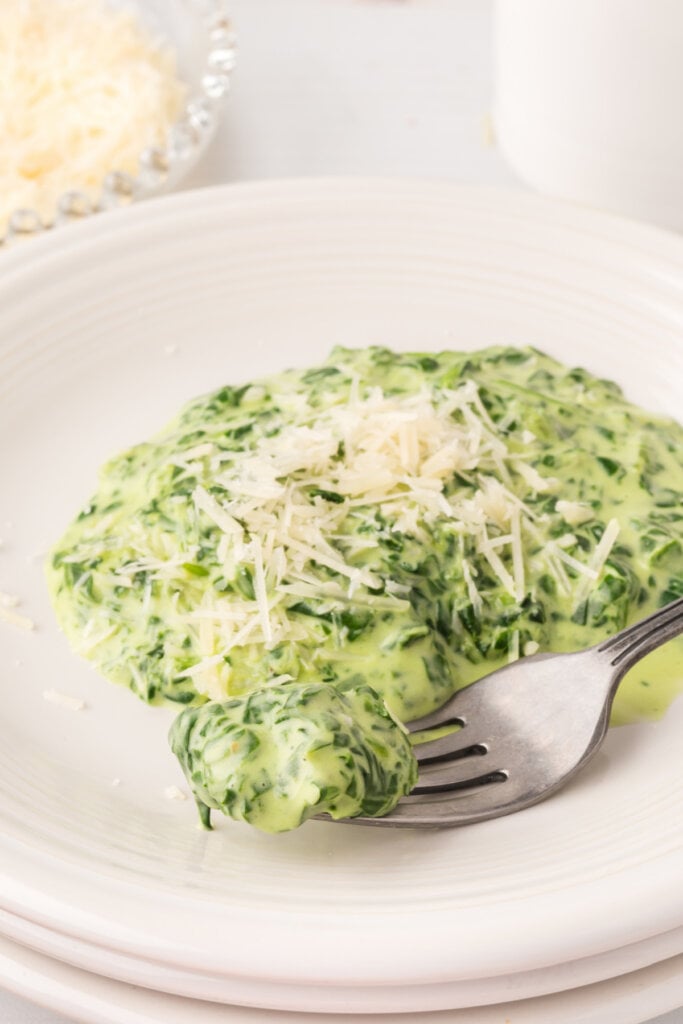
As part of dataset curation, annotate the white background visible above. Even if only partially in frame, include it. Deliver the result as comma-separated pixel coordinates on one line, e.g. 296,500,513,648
2,1,681,1021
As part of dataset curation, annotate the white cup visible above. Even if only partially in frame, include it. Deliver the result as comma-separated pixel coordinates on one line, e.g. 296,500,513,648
493,0,683,230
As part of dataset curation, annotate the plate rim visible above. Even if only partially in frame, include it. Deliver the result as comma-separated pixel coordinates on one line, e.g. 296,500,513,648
0,929,682,1024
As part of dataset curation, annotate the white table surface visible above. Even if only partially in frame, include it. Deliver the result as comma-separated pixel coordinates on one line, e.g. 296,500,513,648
2,1,681,1021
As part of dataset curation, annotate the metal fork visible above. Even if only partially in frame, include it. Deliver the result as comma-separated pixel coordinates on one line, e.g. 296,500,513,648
350,596,683,828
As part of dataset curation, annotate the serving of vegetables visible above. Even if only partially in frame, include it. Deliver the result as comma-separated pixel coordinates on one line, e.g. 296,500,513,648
48,346,683,831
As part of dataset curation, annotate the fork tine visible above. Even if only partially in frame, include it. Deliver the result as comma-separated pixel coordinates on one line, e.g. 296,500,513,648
344,778,516,828
413,761,506,794
406,702,466,734
399,780,513,826
414,729,486,765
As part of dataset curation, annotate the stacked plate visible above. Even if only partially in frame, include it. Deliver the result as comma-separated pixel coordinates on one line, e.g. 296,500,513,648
0,180,682,1023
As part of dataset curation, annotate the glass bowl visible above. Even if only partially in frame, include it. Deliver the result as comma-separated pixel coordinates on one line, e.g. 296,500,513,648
1,0,236,246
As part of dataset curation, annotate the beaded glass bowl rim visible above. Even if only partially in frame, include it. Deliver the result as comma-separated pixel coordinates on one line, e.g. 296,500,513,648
1,0,236,247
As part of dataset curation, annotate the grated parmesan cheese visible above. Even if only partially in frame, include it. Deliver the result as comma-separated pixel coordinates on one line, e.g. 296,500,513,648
573,518,621,611
164,785,187,802
590,518,621,578
188,382,533,670
163,376,623,688
0,0,186,231
43,689,86,711
556,500,595,527
0,591,35,631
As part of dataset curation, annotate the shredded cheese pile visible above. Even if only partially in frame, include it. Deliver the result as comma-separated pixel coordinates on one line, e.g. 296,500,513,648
0,0,186,231
109,380,620,697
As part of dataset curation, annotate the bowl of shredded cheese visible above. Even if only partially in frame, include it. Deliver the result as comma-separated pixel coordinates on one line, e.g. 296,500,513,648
0,0,235,244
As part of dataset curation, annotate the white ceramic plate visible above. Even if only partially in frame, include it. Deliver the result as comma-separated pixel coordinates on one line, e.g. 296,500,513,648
1,180,683,1013
1,933,682,1024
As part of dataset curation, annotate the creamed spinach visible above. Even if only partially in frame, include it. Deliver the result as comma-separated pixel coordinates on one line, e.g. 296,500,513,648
47,346,683,829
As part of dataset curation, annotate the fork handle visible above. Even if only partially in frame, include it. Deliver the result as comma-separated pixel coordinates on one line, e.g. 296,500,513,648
597,595,683,679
